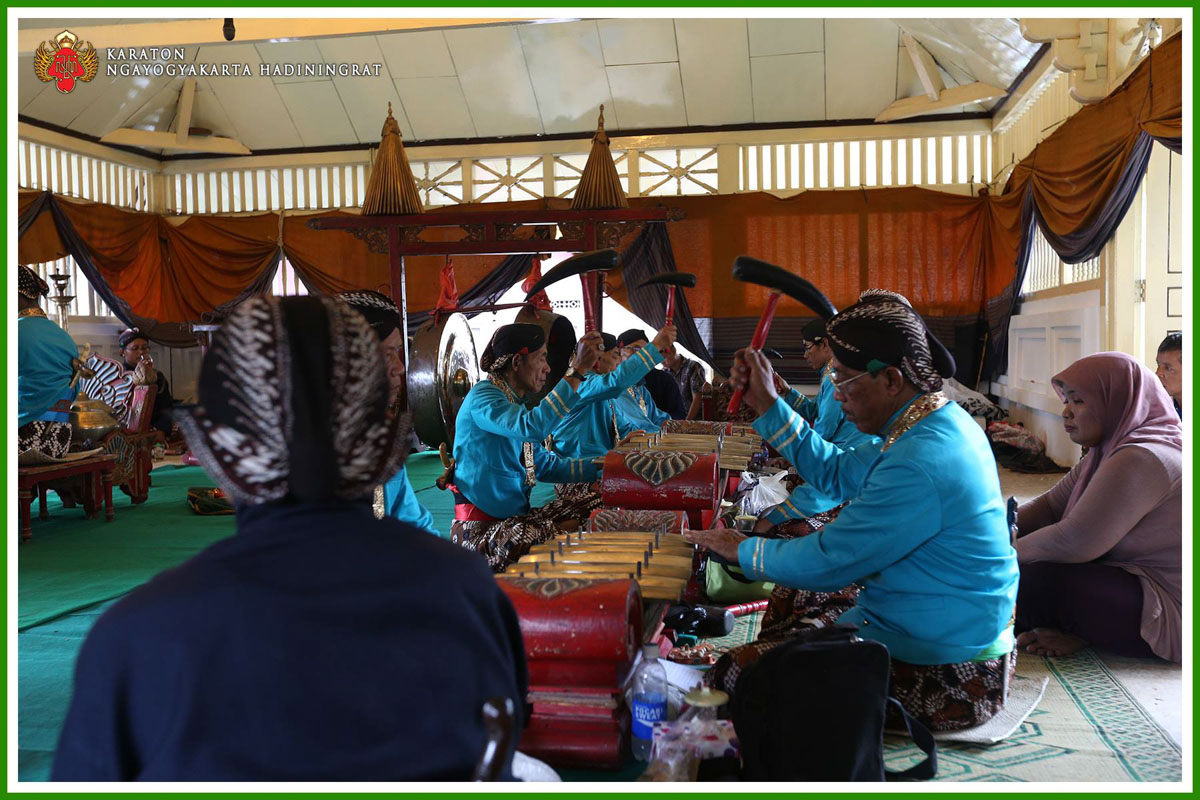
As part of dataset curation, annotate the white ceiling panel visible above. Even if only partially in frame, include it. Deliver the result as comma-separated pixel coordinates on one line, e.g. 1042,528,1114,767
317,37,410,144
376,30,456,79
674,19,753,126
18,55,53,113
17,18,1042,152
195,43,302,150
21,68,121,128
275,81,357,147
394,77,475,141
256,39,326,85
751,52,825,123
748,19,824,57
824,19,898,120
606,63,687,130
597,18,679,65
70,48,201,137
444,26,541,137
520,21,614,134
188,79,239,138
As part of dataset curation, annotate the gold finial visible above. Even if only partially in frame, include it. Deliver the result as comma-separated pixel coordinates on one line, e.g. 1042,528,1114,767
597,104,606,131
388,101,393,117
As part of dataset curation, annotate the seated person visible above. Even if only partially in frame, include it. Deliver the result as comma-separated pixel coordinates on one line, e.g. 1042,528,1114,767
615,329,680,429
52,296,527,780
336,290,436,536
1155,332,1182,418
450,324,604,570
684,298,1018,732
18,265,78,460
662,343,706,412
756,320,879,530
551,327,676,462
1014,352,1182,662
117,329,177,436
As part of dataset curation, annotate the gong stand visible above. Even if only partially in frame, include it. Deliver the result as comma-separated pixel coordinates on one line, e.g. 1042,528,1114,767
307,206,681,369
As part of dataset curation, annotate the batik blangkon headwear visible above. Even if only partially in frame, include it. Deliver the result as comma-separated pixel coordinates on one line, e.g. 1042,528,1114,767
599,332,618,352
335,290,399,341
118,328,149,349
18,265,49,300
824,300,955,393
858,288,912,307
480,323,545,373
174,295,409,506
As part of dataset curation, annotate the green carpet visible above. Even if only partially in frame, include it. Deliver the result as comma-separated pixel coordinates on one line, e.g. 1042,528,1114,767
18,601,117,781
18,466,235,630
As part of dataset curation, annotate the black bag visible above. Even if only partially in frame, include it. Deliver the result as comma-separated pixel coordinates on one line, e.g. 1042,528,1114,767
730,624,937,781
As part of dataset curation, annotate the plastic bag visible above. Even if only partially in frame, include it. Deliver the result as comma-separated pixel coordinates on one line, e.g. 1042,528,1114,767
737,470,790,517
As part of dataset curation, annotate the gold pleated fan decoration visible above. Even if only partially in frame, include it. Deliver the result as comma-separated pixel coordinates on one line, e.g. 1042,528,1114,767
570,105,629,210
361,103,424,216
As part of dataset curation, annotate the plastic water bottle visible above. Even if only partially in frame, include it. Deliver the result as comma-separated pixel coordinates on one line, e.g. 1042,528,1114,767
631,643,669,761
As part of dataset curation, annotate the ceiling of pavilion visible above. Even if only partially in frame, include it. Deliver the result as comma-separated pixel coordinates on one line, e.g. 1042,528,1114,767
17,17,1043,155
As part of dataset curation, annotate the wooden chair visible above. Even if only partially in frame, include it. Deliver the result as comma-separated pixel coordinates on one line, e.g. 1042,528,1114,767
17,455,116,542
76,353,164,504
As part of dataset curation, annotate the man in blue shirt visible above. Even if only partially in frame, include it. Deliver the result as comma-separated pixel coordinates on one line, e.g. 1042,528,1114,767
613,328,678,432
757,319,879,529
18,265,78,460
551,329,675,461
685,298,1018,732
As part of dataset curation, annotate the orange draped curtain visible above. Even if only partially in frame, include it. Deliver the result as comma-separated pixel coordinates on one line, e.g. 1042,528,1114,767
17,34,1180,344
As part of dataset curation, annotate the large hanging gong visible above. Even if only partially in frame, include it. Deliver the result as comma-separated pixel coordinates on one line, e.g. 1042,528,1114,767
407,312,479,448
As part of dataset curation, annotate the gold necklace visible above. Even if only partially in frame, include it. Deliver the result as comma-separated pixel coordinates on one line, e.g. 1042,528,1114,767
490,374,537,487
880,392,949,451
18,307,47,319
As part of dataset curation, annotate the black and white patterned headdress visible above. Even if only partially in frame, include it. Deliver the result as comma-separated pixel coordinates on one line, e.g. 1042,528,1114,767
825,300,955,393
18,265,49,300
335,290,400,341
175,295,410,506
858,288,912,307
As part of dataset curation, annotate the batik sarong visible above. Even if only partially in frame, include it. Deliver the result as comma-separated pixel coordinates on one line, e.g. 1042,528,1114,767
451,486,602,572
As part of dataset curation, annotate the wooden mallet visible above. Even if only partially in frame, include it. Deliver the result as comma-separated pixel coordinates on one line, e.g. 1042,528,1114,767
726,256,837,415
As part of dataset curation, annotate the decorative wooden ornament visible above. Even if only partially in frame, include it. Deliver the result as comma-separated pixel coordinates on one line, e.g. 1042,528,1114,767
569,105,629,210
361,102,424,216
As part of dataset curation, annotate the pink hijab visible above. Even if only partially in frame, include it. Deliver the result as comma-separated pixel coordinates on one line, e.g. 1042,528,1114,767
1053,351,1183,515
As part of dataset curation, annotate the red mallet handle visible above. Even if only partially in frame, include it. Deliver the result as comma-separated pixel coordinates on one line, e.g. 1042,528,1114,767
725,599,769,617
579,273,598,332
726,291,781,415
665,285,677,326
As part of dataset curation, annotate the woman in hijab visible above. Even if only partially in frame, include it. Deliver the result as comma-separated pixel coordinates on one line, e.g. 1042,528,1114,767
335,289,437,536
1015,352,1182,662
52,296,528,781
684,298,1019,732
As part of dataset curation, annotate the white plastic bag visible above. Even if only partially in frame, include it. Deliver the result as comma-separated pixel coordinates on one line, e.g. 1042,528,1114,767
738,470,790,517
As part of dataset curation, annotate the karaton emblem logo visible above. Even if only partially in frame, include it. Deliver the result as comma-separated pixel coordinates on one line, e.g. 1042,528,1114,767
33,29,99,94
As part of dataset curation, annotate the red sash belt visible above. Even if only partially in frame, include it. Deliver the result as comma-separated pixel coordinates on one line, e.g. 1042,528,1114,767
454,503,498,523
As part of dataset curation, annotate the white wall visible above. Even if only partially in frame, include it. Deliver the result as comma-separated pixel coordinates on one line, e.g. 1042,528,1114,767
990,289,1101,467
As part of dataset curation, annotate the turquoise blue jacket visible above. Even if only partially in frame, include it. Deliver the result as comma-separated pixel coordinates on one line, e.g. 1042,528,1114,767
740,394,1018,665
382,465,437,536
613,381,671,436
551,345,663,461
19,315,79,427
765,375,880,521
452,377,599,519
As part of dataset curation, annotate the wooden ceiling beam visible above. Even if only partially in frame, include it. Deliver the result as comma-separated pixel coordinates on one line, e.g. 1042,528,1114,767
875,81,1007,123
901,32,945,101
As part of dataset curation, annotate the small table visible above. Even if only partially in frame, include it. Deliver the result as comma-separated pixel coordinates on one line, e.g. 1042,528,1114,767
17,455,116,542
